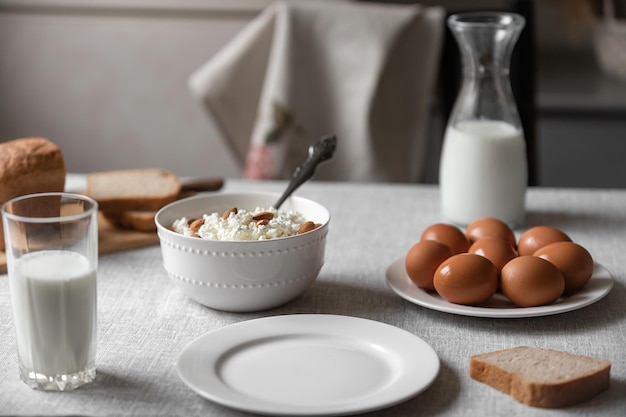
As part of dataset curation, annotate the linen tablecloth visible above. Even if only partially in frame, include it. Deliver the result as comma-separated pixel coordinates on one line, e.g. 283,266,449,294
1,180,625,416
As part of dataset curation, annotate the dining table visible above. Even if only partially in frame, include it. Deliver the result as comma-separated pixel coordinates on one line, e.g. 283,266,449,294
1,176,625,416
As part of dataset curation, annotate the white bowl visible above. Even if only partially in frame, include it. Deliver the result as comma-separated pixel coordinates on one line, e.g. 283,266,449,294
155,192,330,312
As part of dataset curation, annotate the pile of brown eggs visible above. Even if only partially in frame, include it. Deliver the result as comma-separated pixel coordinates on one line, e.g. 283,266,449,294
405,218,594,307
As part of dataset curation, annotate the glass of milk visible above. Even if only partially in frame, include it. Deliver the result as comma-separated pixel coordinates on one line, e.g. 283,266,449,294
2,192,98,391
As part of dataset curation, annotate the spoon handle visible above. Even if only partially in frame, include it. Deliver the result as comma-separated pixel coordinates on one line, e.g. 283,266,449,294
273,135,337,209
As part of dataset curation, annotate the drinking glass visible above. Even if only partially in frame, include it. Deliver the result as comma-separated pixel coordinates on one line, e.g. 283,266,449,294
2,192,98,391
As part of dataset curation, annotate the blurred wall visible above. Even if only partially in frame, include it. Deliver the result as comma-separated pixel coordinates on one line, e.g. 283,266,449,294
3,0,626,187
0,0,260,178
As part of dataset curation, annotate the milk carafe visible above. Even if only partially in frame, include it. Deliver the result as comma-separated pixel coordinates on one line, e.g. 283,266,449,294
439,12,527,227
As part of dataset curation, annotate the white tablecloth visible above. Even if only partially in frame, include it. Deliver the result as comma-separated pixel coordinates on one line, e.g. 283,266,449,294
1,180,625,416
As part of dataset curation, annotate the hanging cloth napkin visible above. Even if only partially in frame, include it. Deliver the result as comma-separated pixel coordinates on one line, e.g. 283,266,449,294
189,1,444,182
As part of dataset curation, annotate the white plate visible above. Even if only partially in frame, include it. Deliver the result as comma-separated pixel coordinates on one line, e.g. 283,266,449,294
386,257,613,318
177,314,440,416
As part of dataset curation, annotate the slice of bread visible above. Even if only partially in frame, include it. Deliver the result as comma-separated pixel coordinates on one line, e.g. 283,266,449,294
470,346,610,408
97,177,224,233
86,169,181,213
102,210,159,233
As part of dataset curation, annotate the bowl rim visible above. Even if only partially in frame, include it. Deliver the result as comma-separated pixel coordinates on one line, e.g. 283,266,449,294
154,191,330,244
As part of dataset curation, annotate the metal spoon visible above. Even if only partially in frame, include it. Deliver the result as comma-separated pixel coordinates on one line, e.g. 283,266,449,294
273,135,337,209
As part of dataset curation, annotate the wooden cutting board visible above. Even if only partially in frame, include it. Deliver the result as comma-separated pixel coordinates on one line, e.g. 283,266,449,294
0,212,160,274
97,212,161,254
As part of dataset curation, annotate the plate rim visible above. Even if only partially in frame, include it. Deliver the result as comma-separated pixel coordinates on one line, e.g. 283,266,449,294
176,314,440,416
385,257,613,318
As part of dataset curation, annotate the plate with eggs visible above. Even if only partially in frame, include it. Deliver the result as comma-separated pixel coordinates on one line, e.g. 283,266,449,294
386,218,614,318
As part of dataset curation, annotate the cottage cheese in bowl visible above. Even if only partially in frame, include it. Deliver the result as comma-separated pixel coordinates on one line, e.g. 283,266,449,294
171,206,318,241
155,192,330,312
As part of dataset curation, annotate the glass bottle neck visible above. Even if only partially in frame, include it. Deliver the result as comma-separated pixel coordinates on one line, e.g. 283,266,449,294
447,12,525,130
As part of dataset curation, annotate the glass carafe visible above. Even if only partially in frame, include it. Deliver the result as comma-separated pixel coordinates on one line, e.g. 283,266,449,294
439,12,527,227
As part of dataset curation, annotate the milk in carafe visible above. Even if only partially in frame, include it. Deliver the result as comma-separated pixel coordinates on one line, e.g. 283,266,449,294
440,12,527,227
440,119,526,226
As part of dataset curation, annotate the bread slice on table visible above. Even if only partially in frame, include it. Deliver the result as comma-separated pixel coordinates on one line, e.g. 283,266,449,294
102,189,201,233
470,346,611,408
102,210,161,233
0,137,66,251
86,168,181,213
98,177,224,232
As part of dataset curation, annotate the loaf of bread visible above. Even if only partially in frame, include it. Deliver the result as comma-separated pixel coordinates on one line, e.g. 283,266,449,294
0,137,66,251
86,168,181,213
470,346,611,408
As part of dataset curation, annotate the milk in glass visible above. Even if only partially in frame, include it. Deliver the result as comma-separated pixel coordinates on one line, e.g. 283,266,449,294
9,250,97,380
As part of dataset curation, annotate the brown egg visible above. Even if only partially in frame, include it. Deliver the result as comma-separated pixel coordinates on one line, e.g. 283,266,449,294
517,226,571,256
405,240,454,291
500,256,565,307
468,237,518,273
421,223,470,254
465,217,516,248
433,253,498,305
533,241,594,294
